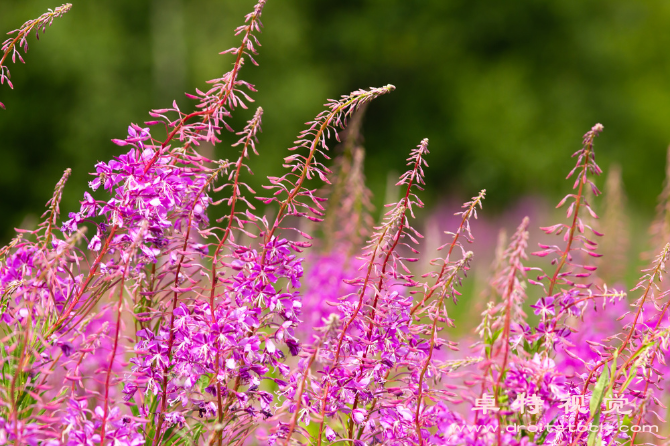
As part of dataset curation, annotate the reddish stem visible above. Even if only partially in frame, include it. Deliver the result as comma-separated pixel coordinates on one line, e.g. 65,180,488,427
547,150,592,297
142,12,260,175
206,127,258,446
413,262,468,445
48,225,118,336
283,345,320,445
153,162,230,444
567,250,668,446
99,265,129,444
410,193,484,316
346,152,425,441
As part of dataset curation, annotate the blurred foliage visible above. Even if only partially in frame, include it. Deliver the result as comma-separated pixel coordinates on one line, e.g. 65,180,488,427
1,0,670,242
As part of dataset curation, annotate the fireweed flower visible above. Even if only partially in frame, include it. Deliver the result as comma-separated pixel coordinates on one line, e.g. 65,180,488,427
530,296,555,317
296,108,377,340
3,3,670,446
276,146,487,446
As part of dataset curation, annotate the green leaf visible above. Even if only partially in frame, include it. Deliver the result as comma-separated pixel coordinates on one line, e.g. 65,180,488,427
587,366,609,446
606,352,618,399
590,366,609,416
489,327,503,345
609,350,618,381
621,368,636,394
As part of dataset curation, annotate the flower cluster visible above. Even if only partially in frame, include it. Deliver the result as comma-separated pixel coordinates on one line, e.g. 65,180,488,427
1,2,670,446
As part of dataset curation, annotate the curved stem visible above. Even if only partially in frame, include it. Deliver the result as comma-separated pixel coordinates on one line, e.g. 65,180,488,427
346,154,425,442
10,300,33,446
410,193,484,316
413,269,462,445
567,249,669,445
48,225,118,337
207,139,256,445
283,345,320,445
143,10,261,175
153,163,230,443
0,4,72,68
547,149,593,296
99,264,129,444
259,95,363,266
491,264,522,445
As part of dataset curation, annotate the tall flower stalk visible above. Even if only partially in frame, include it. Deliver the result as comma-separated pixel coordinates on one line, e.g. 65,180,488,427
0,4,72,110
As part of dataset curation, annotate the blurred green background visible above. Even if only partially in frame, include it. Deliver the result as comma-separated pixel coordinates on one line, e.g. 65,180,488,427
1,0,670,242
